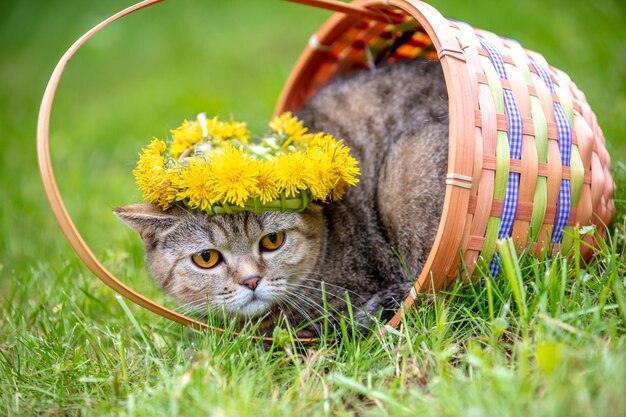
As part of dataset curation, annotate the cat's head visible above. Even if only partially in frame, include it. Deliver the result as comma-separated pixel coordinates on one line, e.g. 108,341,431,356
114,203,325,318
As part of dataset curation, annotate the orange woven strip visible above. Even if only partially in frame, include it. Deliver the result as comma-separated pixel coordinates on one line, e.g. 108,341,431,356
467,196,577,227
476,47,563,84
481,155,591,184
473,109,585,147
476,73,583,113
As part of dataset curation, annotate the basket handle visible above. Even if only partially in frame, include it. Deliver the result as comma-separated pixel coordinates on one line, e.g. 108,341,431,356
283,0,404,22
36,0,219,333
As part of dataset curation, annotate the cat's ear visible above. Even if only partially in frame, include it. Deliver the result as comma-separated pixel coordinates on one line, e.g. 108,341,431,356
114,203,181,245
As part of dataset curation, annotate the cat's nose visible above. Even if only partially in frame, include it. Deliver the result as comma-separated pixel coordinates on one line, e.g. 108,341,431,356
239,274,261,290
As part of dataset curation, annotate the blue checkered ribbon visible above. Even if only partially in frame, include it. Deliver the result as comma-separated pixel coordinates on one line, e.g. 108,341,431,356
478,37,523,278
530,58,572,243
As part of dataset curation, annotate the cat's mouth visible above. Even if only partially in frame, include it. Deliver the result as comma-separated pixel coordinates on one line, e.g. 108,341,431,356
236,297,271,317
232,290,275,318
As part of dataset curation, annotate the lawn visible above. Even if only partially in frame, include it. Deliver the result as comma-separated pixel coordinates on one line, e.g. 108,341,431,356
1,0,625,415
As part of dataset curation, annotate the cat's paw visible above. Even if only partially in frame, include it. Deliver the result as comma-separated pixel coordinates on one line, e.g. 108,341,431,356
352,281,413,334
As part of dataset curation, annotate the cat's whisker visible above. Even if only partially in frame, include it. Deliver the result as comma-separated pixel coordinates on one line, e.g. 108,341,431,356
171,293,236,320
173,303,198,314
281,289,328,321
281,289,341,333
278,297,321,338
286,282,367,305
280,287,322,312
277,295,319,335
284,282,371,319
284,273,368,302
172,299,207,315
283,282,377,335
181,303,212,318
285,298,330,338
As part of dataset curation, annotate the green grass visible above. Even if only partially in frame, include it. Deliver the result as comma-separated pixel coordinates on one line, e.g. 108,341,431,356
1,0,625,415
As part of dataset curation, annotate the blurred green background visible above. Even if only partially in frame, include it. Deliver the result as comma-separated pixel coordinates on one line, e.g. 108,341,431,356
1,0,624,305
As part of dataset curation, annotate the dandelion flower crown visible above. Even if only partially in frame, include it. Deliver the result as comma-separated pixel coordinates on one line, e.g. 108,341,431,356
133,112,361,215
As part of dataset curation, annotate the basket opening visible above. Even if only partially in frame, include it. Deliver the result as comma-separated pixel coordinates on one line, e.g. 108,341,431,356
276,2,451,330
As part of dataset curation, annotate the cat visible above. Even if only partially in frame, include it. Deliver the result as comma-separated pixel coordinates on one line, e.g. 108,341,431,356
115,59,449,337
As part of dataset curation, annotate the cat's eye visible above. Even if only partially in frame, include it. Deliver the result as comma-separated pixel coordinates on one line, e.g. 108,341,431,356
191,249,221,269
260,231,285,251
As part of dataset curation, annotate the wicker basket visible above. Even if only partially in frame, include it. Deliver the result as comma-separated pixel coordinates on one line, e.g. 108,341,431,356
37,0,615,335
275,0,616,327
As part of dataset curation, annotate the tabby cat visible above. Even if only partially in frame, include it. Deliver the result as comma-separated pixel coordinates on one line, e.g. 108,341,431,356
115,59,449,336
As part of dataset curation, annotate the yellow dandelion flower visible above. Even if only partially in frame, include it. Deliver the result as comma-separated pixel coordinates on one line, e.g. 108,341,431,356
169,140,191,160
209,146,259,207
205,117,246,142
159,170,184,208
170,119,202,159
334,145,361,185
223,121,250,143
297,133,315,146
297,132,361,200
176,159,215,211
270,112,308,142
329,144,360,200
301,132,332,148
255,160,280,204
133,139,178,209
304,146,336,201
275,151,313,198
134,113,361,214
205,117,224,141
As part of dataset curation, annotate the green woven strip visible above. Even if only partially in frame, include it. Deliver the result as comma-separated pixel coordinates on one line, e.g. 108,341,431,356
531,97,549,164
569,146,585,208
479,55,509,264
555,86,584,251
494,131,511,199
505,43,548,161
530,178,548,241
483,58,506,114
508,43,533,85
528,96,548,240
557,84,575,123
507,41,548,242
479,217,502,272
